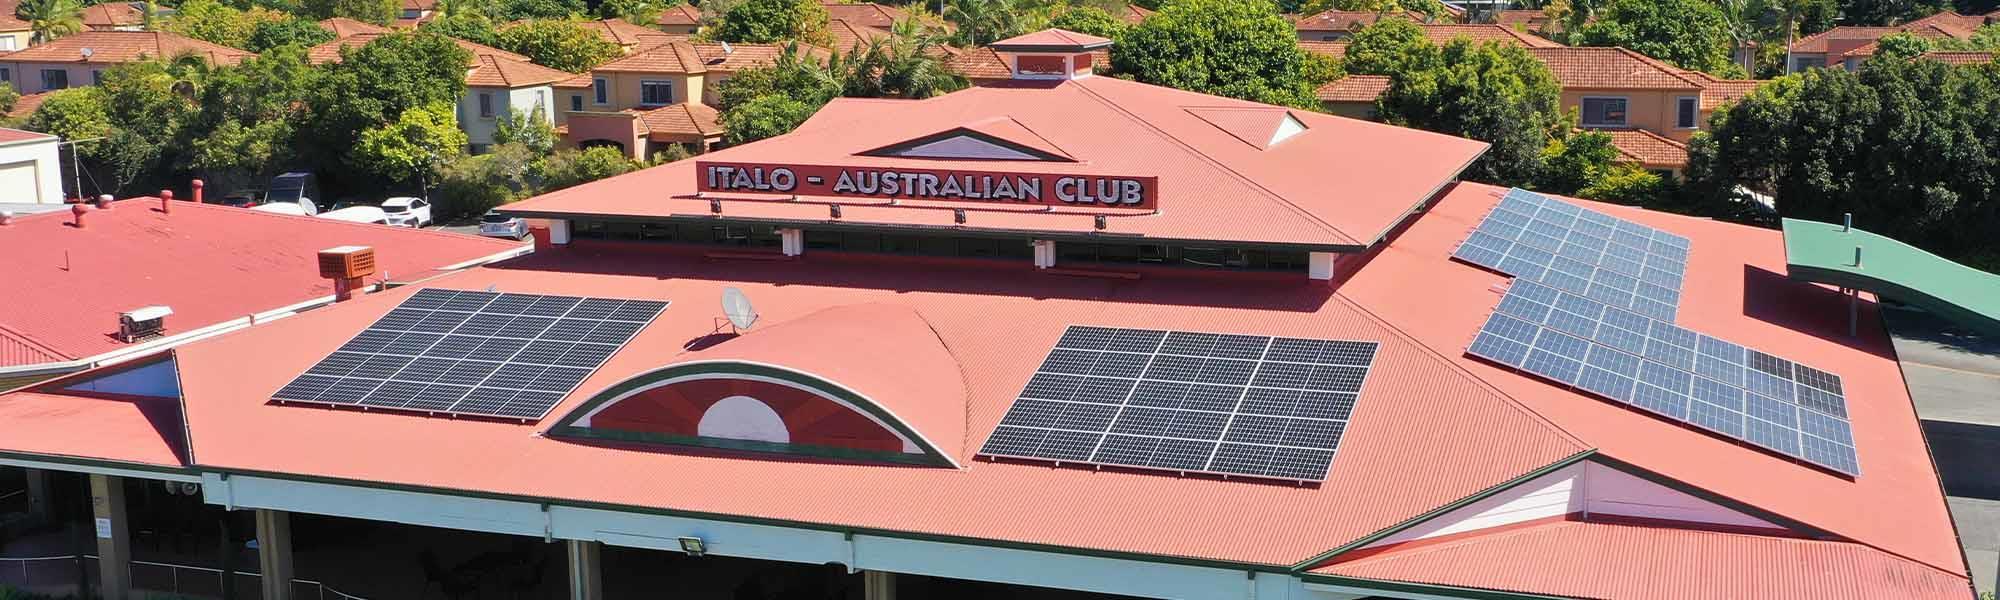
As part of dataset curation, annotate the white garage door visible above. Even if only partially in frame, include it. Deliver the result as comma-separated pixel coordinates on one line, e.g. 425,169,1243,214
0,160,43,204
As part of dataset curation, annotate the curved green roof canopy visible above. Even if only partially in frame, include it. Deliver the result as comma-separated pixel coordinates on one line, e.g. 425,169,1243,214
1782,218,2000,336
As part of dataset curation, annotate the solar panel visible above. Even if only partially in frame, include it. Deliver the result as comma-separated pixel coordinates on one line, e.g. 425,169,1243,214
978,326,1380,483
1468,280,1858,476
271,288,667,421
1452,188,1691,321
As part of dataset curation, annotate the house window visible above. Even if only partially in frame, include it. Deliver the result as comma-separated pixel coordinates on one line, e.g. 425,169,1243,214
593,78,608,105
570,94,583,112
640,81,674,106
0,38,14,51
1580,97,1628,127
41,69,66,90
1793,56,1824,72
1676,96,1699,129
91,70,102,85
0,68,11,82
478,92,494,118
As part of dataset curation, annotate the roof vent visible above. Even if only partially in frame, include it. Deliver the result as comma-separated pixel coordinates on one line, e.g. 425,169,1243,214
318,245,377,302
118,306,173,343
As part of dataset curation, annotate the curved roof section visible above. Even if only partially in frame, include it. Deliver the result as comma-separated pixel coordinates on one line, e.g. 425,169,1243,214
1783,217,2000,336
503,76,1488,250
552,303,967,466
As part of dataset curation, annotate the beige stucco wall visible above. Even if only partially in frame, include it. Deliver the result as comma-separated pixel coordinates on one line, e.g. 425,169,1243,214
1560,89,1703,142
1320,101,1377,121
0,62,109,94
588,72,706,111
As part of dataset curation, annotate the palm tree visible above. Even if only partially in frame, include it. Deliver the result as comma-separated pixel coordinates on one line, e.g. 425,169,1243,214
849,17,965,99
20,0,84,45
943,0,1043,47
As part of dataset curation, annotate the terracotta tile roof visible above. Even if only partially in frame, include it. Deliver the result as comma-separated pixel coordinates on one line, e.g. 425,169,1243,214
1599,127,1690,168
0,0,31,30
943,46,1010,80
1297,40,1347,59
305,32,526,65
654,4,701,26
1923,50,1997,65
1313,519,1971,600
1122,4,1153,23
5,92,49,119
318,17,390,37
1905,10,1988,31
520,18,682,47
1526,46,1704,90
820,2,907,28
826,17,892,52
689,41,822,72
552,73,594,88
633,101,722,137
401,0,435,10
1316,74,1388,103
1295,9,1428,33
1421,24,1563,48
0,31,253,66
1790,22,1966,54
1492,9,1555,32
0,198,522,364
509,76,1488,248
1675,70,1766,111
80,2,145,28
592,40,707,74
467,53,578,88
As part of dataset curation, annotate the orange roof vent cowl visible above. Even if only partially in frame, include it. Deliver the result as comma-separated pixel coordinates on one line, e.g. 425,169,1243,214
318,245,377,302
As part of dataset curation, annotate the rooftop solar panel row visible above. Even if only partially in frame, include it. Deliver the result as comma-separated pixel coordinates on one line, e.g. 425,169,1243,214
979,326,1379,482
271,288,667,421
1453,188,1691,321
1467,280,1858,476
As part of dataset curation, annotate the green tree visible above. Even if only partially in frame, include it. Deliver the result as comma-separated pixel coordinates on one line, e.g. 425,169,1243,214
246,16,338,51
711,0,830,44
1873,31,1935,60
714,43,843,109
1577,0,1742,76
1299,0,1446,19
536,145,638,191
168,0,262,48
721,94,817,145
20,0,84,45
1937,24,2000,51
1841,0,1948,25
500,0,586,20
1376,39,1565,186
843,18,968,99
495,19,623,73
22,87,112,149
1341,16,1426,75
598,0,673,25
1576,165,1665,204
419,12,503,45
1113,0,1338,109
434,143,535,217
301,33,471,188
1047,5,1129,40
1685,59,2000,264
493,106,557,153
1535,130,1621,194
354,102,468,187
303,0,398,24
942,0,1047,47
185,45,320,181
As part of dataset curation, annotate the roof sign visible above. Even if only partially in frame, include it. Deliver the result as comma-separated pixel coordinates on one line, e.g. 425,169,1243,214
697,161,1159,209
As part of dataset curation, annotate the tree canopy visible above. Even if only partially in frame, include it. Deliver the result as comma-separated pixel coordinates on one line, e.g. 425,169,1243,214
303,0,398,25
1576,0,1744,77
710,0,830,44
1376,38,1565,186
1112,0,1338,109
1046,6,1130,40
246,15,338,51
1685,58,2000,268
1340,15,1425,75
494,19,623,73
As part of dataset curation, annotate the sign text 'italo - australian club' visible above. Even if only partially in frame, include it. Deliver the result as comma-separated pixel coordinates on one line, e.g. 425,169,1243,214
697,162,1159,210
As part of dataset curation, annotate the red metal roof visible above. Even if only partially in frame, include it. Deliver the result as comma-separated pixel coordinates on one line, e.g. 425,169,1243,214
1315,519,1970,599
1335,182,1965,575
0,127,54,144
0,199,522,366
989,28,1112,49
504,76,1489,249
0,389,187,467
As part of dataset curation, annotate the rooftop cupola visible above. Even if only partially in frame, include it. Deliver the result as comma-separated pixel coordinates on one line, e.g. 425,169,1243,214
989,28,1113,81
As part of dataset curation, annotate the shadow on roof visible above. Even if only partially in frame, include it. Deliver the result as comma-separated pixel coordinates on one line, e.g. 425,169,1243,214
486,240,1340,313
1741,265,1894,359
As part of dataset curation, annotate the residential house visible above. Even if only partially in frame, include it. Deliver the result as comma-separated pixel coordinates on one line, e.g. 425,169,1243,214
0,31,251,94
572,18,684,52
1120,4,1153,23
944,47,1012,84
1316,73,1388,119
1295,9,1437,41
1491,8,1561,35
1528,47,1762,175
0,128,62,204
0,0,32,52
396,0,437,28
1296,18,1560,48
1788,10,1999,71
1599,128,1691,177
307,32,569,153
79,2,148,31
1921,50,1996,65
317,17,390,38
557,40,808,157
654,4,703,35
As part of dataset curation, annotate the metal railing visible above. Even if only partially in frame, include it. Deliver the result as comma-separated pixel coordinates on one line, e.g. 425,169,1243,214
0,554,370,600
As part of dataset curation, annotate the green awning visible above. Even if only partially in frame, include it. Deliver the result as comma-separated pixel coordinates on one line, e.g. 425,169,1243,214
1782,218,2000,336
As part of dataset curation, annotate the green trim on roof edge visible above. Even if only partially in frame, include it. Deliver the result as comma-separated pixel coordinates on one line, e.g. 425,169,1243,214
1300,573,1586,600
1782,217,2000,337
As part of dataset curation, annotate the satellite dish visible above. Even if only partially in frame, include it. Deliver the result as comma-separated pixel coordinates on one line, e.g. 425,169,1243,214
721,287,757,331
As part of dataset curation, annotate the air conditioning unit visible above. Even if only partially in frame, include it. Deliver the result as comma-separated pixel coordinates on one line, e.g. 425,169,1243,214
118,306,173,343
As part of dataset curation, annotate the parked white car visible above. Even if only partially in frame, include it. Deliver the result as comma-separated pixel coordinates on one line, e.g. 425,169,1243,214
318,205,391,225
380,197,433,227
249,202,311,216
478,210,528,239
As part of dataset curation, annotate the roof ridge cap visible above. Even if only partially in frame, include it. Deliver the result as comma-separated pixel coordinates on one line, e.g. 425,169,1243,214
1068,79,1361,245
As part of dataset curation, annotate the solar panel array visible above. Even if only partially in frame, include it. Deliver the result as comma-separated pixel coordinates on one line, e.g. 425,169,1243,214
271,289,667,420
978,326,1380,482
1468,280,1858,476
1452,188,1691,321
